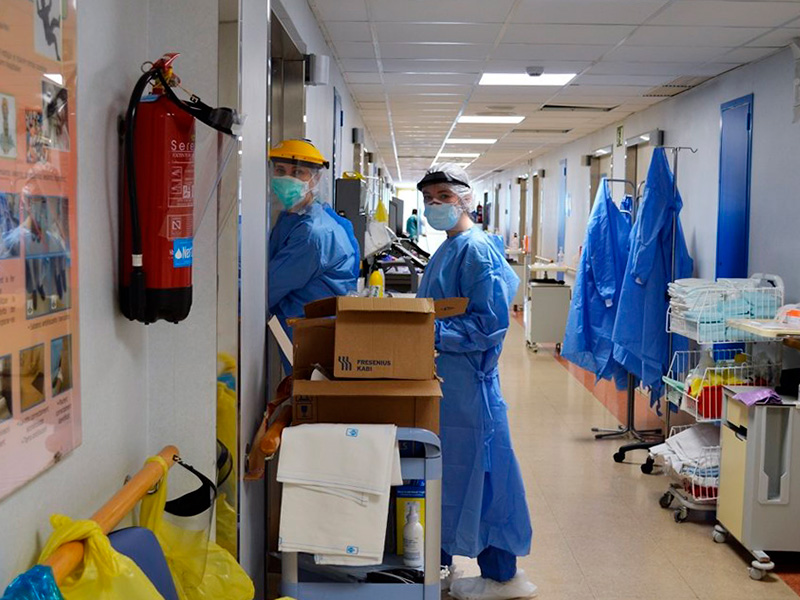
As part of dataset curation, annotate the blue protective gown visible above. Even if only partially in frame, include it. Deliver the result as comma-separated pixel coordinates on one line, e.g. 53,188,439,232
268,202,359,337
417,226,532,559
562,180,631,390
612,148,693,396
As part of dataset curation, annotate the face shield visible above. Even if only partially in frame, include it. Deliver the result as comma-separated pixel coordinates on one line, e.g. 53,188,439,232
270,159,331,210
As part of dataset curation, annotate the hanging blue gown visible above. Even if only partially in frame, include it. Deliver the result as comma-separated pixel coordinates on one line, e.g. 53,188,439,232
268,202,359,338
562,180,631,390
417,226,532,559
612,148,693,396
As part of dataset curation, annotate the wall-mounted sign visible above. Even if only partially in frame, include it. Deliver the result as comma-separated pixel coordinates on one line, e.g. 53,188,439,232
0,0,81,500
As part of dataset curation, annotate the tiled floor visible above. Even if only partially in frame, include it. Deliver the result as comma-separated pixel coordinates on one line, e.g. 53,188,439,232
449,320,799,600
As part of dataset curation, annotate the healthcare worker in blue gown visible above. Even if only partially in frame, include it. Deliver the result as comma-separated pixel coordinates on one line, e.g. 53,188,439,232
267,139,360,371
416,164,536,600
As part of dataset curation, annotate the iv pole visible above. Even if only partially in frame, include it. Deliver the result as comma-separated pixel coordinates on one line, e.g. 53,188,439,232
613,146,697,471
591,178,661,441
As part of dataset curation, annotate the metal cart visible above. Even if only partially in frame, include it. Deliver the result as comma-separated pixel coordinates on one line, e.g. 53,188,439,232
281,428,442,599
524,280,571,354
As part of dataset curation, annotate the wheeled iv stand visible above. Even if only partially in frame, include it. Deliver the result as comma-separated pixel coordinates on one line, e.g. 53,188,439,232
591,178,662,442
610,147,698,471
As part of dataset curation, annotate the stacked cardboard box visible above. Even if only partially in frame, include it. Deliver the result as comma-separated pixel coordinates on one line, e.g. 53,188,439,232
290,296,467,433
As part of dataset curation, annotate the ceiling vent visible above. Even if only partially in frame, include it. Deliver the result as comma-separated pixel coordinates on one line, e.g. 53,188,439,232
511,128,572,134
644,76,711,98
540,104,618,112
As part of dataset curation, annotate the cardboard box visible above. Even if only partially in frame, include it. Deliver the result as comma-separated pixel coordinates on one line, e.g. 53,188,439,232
292,379,441,434
295,296,467,380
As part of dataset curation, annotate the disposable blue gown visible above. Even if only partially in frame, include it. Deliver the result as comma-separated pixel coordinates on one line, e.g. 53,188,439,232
417,226,532,559
269,202,359,337
562,180,631,389
612,148,693,396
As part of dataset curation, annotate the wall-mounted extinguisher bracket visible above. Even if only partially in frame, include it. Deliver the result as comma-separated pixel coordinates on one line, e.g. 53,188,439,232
120,54,239,324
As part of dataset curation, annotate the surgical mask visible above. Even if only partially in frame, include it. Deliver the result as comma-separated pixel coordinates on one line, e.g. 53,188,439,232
424,203,461,231
272,176,309,209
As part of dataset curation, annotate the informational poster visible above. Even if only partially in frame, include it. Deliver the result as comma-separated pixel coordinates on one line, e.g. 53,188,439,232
0,0,80,499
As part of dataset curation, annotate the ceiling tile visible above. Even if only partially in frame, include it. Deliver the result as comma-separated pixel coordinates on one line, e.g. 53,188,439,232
310,0,369,22
324,21,373,42
715,46,780,62
373,22,502,44
746,28,800,47
382,72,480,85
515,0,668,25
381,59,485,72
503,24,635,45
345,72,383,84
625,25,770,47
379,43,493,60
560,84,652,97
649,1,800,27
603,44,728,62
687,62,742,76
492,43,613,61
485,59,594,72
332,41,377,59
369,0,517,23
588,60,691,75
339,58,380,72
576,73,673,86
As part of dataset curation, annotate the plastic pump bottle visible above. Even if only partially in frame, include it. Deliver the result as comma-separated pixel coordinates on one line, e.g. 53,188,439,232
403,501,424,568
368,268,385,298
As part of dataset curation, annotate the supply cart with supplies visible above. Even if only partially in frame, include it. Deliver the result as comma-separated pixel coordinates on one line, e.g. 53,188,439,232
281,428,442,600
712,387,800,580
524,265,571,354
652,423,721,523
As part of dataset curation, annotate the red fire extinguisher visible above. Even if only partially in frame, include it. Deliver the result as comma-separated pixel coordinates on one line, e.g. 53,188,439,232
120,53,236,324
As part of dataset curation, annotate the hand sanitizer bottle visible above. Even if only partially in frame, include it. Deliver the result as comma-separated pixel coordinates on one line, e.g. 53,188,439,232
403,501,424,568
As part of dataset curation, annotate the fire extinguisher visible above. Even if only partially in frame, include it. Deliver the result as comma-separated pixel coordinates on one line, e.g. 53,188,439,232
120,53,237,324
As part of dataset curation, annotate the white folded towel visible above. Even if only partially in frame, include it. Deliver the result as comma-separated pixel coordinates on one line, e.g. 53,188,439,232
278,424,402,566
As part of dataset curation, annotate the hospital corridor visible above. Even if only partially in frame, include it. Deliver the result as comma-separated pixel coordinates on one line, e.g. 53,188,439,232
6,0,800,599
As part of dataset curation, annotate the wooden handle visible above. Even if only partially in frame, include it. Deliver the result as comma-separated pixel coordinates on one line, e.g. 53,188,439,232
260,405,292,457
43,445,179,584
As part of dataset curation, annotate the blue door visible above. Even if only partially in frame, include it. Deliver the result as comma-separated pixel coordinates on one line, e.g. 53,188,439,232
557,159,567,279
716,95,753,279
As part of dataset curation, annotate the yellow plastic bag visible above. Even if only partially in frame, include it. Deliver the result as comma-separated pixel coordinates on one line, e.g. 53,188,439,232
140,457,254,600
38,515,165,600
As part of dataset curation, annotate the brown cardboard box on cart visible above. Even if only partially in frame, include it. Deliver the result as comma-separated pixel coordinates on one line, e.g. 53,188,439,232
298,296,467,380
288,296,467,433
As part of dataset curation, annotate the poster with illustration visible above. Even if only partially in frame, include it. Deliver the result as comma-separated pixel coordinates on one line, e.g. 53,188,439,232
0,0,80,500
0,94,17,159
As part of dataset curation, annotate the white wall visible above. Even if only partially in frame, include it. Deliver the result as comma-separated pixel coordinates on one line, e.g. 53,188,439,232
144,0,219,491
476,48,800,303
0,0,222,586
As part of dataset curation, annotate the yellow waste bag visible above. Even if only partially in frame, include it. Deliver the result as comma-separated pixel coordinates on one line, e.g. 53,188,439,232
38,515,165,600
214,493,238,558
140,457,254,600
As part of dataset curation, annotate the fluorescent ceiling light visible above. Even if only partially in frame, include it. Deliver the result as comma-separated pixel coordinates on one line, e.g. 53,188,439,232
479,73,576,86
445,138,497,145
439,152,480,158
458,115,525,124
44,73,63,85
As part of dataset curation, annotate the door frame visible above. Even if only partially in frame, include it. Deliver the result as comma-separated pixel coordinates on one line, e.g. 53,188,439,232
716,93,754,278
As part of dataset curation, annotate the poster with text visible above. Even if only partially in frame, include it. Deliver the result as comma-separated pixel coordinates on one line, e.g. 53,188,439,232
0,0,80,500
